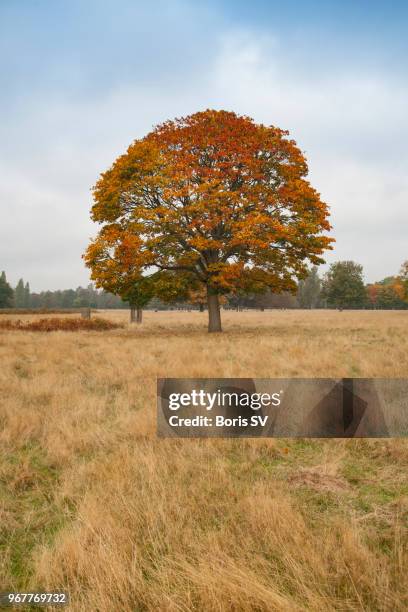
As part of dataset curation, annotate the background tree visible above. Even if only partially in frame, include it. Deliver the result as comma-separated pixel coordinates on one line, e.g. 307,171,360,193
14,278,25,308
24,282,31,308
297,266,321,308
367,276,407,310
187,286,207,311
376,282,406,309
61,289,76,308
366,283,379,308
400,261,408,300
187,286,227,311
87,110,333,332
0,271,14,307
252,290,298,310
322,261,366,309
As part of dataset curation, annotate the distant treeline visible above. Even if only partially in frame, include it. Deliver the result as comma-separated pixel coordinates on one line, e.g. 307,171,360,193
1,260,408,311
0,275,125,310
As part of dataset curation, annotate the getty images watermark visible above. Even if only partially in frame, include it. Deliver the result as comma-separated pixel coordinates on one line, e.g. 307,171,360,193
167,388,282,428
157,378,408,438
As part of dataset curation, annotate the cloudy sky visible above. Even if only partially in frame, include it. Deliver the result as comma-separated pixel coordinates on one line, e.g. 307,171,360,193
1,0,407,290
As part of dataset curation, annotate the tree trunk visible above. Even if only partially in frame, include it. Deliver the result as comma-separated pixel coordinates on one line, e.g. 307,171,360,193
136,307,143,324
130,307,136,323
199,303,204,312
207,287,222,332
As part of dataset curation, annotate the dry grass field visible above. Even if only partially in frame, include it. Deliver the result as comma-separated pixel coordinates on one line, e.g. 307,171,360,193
0,309,407,611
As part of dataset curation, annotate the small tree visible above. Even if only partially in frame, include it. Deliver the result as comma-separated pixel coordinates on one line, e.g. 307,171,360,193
0,271,14,308
322,261,366,309
86,110,333,332
84,225,155,322
122,277,156,323
297,266,321,308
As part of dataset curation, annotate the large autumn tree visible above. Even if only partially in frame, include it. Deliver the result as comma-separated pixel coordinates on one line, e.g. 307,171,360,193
86,110,333,331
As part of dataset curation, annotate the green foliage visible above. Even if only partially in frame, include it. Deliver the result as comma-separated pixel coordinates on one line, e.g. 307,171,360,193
14,278,25,308
297,267,322,308
122,276,156,309
0,271,14,307
227,290,298,310
153,271,196,304
322,261,367,309
28,286,124,309
24,282,30,308
376,284,407,309
399,261,408,300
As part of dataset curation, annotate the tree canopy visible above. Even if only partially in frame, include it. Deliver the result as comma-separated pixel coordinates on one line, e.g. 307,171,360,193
297,266,322,308
85,109,333,331
0,271,14,308
322,261,367,309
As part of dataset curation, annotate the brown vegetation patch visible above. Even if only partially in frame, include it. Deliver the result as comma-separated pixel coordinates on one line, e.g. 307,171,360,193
288,468,350,493
0,317,123,332
0,308,94,315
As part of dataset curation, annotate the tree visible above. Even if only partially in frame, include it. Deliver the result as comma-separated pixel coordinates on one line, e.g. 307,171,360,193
24,282,31,308
252,290,298,309
0,271,14,307
376,282,406,309
400,261,408,300
366,283,379,308
86,110,333,332
84,224,158,322
297,266,321,308
61,289,76,308
42,291,55,309
123,277,156,323
368,276,407,310
322,261,366,309
15,278,25,308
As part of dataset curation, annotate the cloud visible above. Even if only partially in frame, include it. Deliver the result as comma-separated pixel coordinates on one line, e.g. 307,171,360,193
208,31,408,281
0,16,407,289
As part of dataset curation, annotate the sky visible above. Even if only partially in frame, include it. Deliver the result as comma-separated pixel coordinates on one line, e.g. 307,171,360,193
1,0,407,291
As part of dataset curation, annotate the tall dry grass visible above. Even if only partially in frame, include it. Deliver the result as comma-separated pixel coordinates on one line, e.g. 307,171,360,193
0,310,407,611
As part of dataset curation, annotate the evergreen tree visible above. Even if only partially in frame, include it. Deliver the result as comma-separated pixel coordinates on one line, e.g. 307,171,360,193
0,271,14,307
15,278,25,308
24,282,31,308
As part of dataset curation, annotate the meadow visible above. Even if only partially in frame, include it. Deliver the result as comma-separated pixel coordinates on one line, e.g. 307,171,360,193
0,309,407,611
